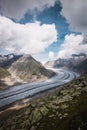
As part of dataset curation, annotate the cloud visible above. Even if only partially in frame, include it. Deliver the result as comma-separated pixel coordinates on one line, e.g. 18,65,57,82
57,34,87,59
0,16,57,54
0,0,56,20
58,0,87,59
48,51,54,59
60,0,87,39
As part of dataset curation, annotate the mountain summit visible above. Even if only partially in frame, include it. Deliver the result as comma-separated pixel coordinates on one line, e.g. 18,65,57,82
8,54,55,82
0,54,55,90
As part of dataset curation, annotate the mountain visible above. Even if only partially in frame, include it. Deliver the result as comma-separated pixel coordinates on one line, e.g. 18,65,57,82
45,53,87,73
54,56,87,73
0,53,22,67
0,54,55,89
8,54,55,82
0,67,10,79
73,58,87,72
45,60,55,68
0,67,12,89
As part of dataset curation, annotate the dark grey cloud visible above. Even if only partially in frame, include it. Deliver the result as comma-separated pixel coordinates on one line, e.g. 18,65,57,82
60,0,87,39
0,0,57,20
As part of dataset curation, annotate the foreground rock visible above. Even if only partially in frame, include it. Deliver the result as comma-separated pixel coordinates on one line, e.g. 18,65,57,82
0,73,87,130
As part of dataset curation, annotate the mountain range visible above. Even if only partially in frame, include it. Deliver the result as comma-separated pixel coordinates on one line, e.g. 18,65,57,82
45,53,87,73
0,54,55,90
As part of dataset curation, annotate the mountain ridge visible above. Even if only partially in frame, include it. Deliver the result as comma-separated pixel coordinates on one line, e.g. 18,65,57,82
45,53,87,73
0,54,55,90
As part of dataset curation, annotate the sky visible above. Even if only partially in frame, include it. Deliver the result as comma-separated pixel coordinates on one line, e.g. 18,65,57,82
0,0,87,62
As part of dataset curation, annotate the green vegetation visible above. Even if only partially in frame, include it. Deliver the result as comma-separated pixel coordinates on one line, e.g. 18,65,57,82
0,73,87,130
0,67,10,79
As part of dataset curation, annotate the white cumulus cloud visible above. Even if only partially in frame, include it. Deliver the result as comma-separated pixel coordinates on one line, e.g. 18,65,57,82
48,51,55,59
0,16,57,54
0,0,57,20
60,0,87,40
58,34,87,59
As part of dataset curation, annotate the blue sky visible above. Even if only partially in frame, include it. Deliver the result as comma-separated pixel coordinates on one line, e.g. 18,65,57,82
0,0,87,61
19,2,70,61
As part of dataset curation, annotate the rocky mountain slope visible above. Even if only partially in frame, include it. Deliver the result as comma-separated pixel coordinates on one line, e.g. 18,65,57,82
0,72,87,130
0,54,55,89
0,67,12,89
0,67,10,79
8,55,55,82
54,57,87,73
45,53,87,73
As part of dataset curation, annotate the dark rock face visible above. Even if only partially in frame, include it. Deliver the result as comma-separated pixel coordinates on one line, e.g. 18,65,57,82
0,53,22,68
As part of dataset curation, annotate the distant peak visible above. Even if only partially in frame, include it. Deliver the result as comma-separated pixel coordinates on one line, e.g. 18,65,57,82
22,54,32,58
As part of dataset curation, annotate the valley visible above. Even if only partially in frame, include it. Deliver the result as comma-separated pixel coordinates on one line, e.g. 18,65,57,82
0,71,87,130
0,53,87,130
0,68,77,108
